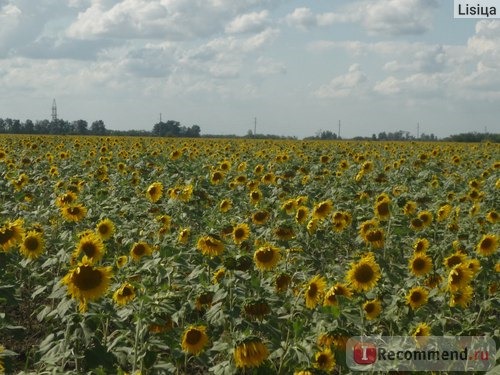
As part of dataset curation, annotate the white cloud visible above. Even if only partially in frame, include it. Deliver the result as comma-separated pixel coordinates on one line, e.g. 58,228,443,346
225,10,270,34
357,0,438,36
285,7,347,29
254,56,286,75
315,64,367,98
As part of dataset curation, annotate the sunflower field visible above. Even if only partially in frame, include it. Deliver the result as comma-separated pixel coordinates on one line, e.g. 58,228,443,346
0,135,498,374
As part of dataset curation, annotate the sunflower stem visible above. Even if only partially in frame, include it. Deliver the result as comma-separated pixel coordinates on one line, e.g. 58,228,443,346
132,299,144,373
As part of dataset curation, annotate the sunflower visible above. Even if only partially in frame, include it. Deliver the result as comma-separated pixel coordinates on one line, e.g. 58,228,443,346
281,199,297,214
364,228,385,249
61,204,87,222
249,189,263,205
418,211,433,227
374,199,390,221
61,257,113,312
113,282,136,306
304,275,327,309
234,338,269,368
0,218,25,252
314,347,335,371
409,253,433,277
252,210,269,225
363,299,382,320
73,232,105,263
406,286,429,310
274,226,295,241
443,251,467,268
130,241,153,261
448,264,473,292
437,204,453,222
410,218,425,232
219,199,232,213
95,218,115,240
307,219,318,234
413,322,431,348
295,206,309,224
195,291,214,311
243,299,271,320
19,231,45,260
275,273,292,293
358,219,379,240
486,210,499,224
232,223,250,245
403,201,417,216
312,200,333,220
254,244,281,271
212,267,226,284
146,182,163,203
55,191,78,207
116,255,128,268
466,259,481,275
181,325,209,355
476,234,498,256
323,283,353,306
178,228,191,244
210,170,225,185
346,252,381,292
449,285,474,308
413,238,430,253
197,235,224,257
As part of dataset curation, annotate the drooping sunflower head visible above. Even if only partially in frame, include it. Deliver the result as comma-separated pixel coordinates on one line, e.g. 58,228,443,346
0,218,25,252
447,264,473,292
449,285,474,309
275,273,292,293
358,219,379,239
312,200,333,220
410,218,425,231
113,282,136,306
363,299,382,320
95,218,115,241
234,338,269,369
486,210,499,224
323,283,353,307
252,210,270,225
116,255,128,268
346,252,381,292
243,298,271,320
295,206,309,224
181,325,209,355
476,234,498,256
304,275,327,309
404,201,418,216
413,322,431,347
437,204,453,222
443,251,467,268
55,191,78,207
146,182,163,203
374,199,391,220
210,170,225,185
232,223,250,245
249,189,263,205
130,241,153,261
197,235,224,257
19,230,45,260
406,286,429,310
61,204,87,222
409,253,433,277
364,228,385,249
178,228,191,244
254,244,281,271
274,226,295,241
219,198,232,213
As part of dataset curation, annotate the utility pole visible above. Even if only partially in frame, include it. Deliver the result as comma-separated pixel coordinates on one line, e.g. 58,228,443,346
160,113,162,123
51,99,57,121
338,120,341,139
254,117,257,137
417,122,420,139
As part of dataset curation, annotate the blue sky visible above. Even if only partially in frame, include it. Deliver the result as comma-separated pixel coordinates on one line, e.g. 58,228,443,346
0,0,499,138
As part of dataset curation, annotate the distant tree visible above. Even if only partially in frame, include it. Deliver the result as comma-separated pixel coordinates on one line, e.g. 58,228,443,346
0,119,5,133
24,119,34,134
90,120,107,135
72,120,88,134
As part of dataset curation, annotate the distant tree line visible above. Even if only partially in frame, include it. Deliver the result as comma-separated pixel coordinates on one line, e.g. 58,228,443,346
443,132,499,143
0,117,201,137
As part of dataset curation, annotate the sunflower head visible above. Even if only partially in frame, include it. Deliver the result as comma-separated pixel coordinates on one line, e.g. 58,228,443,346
447,264,473,292
346,252,381,292
314,347,336,371
181,325,209,355
476,234,498,256
19,231,45,260
304,275,327,309
312,200,333,220
96,218,115,240
406,286,429,310
254,244,281,271
232,223,250,245
146,182,163,203
409,253,433,277
113,282,136,306
234,338,269,369
130,241,153,261
363,299,382,320
74,232,105,263
197,235,224,257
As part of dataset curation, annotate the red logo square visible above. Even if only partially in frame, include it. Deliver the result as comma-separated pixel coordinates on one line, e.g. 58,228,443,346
353,342,377,364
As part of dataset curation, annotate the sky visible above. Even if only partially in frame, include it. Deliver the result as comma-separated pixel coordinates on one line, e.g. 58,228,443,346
0,0,499,139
